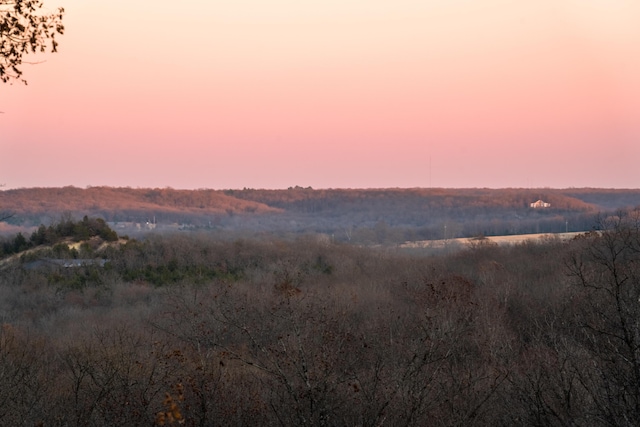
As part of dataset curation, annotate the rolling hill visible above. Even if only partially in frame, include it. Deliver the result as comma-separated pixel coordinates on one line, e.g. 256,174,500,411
1,187,639,242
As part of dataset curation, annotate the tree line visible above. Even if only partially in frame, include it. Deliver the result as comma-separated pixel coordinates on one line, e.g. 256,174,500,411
0,215,117,258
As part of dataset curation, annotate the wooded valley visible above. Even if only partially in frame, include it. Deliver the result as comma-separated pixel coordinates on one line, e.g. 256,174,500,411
1,205,640,425
3,186,640,244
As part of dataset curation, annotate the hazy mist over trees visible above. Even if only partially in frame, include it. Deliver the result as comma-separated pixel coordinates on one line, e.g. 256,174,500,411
3,186,640,245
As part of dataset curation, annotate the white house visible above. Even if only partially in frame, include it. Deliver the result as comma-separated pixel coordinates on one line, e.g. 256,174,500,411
530,200,551,208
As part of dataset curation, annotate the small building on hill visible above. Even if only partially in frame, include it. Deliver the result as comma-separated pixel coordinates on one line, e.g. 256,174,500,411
530,200,551,208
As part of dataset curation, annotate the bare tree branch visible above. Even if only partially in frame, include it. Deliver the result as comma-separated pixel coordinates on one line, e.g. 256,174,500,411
0,0,65,85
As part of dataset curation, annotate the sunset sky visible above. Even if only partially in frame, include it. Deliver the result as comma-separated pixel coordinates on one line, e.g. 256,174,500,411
1,0,639,190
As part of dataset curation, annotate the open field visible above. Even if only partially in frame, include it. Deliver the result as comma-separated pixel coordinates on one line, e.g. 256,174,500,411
401,231,589,249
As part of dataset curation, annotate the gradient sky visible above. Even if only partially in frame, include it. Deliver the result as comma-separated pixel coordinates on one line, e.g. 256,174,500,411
1,0,639,189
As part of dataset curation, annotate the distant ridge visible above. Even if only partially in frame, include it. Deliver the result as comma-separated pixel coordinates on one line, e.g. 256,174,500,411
2,187,640,236
0,186,280,222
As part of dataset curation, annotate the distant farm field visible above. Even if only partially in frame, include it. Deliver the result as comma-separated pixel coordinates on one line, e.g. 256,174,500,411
401,231,588,249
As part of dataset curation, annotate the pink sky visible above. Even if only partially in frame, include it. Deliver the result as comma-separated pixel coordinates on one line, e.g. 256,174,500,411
1,0,639,189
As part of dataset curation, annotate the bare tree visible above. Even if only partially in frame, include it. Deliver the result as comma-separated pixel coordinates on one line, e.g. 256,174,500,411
566,210,640,425
0,183,13,222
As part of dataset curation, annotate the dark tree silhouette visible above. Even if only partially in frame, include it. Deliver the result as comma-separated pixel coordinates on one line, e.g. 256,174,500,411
0,0,64,84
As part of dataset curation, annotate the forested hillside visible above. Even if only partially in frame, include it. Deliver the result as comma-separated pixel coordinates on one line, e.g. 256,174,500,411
2,186,640,243
0,186,280,225
0,210,639,425
563,188,640,210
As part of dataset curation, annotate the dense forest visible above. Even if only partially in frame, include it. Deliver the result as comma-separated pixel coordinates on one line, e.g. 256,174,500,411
1,208,640,425
3,186,640,244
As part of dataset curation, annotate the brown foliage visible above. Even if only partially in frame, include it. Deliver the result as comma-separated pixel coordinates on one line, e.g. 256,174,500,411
0,219,638,424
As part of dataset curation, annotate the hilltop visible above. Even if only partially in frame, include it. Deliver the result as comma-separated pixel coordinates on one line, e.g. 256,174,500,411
0,186,280,223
